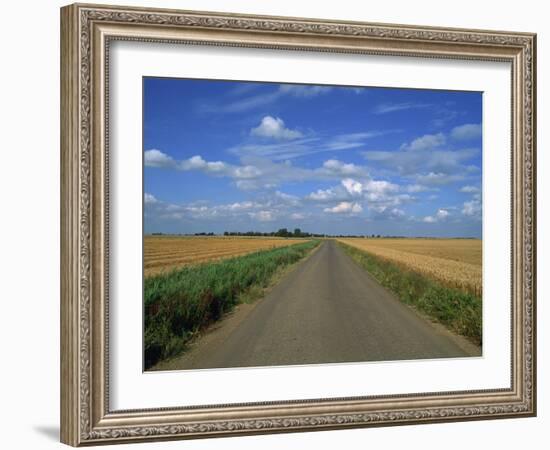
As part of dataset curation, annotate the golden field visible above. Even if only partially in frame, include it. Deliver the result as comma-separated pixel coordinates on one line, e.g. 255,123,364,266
144,235,310,277
337,238,482,295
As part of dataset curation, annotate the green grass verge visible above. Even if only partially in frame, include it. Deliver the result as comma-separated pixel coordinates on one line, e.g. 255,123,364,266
144,240,320,368
338,242,482,346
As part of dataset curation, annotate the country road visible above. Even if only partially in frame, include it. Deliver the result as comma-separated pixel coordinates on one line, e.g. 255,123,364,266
155,240,478,371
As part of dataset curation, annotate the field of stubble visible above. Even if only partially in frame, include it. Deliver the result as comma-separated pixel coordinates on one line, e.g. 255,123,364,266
144,235,310,277
337,238,482,296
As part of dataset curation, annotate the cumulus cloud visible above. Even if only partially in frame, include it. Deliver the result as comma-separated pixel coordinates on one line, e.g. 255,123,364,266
451,123,482,141
250,116,302,140
423,208,450,223
369,206,406,220
274,190,301,206
462,190,482,218
308,177,410,221
362,129,480,190
144,193,301,225
340,178,400,201
363,147,477,180
145,149,268,184
400,133,446,151
436,209,450,219
144,149,176,168
324,202,363,214
144,193,158,204
341,178,363,196
306,187,346,203
321,159,367,178
179,155,228,173
462,199,481,216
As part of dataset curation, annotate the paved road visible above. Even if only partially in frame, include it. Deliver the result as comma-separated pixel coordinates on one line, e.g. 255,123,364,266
164,240,472,370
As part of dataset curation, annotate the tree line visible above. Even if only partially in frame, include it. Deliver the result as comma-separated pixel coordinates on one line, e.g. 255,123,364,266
224,228,323,238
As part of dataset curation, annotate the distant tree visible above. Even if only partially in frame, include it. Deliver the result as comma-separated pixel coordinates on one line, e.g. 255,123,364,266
294,228,302,237
276,228,289,237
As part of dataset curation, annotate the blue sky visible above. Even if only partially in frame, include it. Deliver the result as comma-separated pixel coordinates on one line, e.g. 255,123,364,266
144,78,482,237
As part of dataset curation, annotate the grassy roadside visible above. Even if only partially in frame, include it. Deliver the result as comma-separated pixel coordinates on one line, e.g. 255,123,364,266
144,240,320,369
338,242,482,346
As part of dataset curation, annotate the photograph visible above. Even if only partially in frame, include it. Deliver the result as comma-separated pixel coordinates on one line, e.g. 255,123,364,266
143,78,483,371
57,2,536,446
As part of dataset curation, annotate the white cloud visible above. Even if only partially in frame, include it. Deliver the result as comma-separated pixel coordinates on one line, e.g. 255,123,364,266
460,185,480,193
373,102,432,114
200,90,282,113
278,85,332,97
462,198,482,217
423,208,450,223
145,193,303,224
322,132,387,151
232,130,389,160
179,155,228,173
290,212,307,220
364,179,400,196
225,201,258,211
274,190,301,206
321,159,367,177
309,177,409,220
401,133,446,151
201,83,333,114
144,149,176,168
307,187,344,202
233,165,263,179
324,202,363,214
451,123,482,141
363,146,477,179
369,206,406,220
341,178,363,196
144,193,158,204
415,172,466,186
250,116,302,140
248,210,276,222
436,209,450,219
340,178,399,199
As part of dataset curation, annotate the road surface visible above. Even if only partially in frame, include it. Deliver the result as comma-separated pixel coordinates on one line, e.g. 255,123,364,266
157,240,477,371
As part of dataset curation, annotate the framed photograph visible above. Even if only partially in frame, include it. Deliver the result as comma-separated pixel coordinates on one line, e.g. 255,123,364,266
60,3,536,446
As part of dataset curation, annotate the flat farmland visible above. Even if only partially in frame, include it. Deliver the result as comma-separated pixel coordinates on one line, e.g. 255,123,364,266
337,238,482,295
144,235,310,277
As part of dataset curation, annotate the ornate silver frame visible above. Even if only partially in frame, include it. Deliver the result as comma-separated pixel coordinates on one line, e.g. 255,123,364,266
60,3,536,446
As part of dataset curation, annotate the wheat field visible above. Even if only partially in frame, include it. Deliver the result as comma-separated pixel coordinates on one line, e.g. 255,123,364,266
337,238,482,295
144,235,310,277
